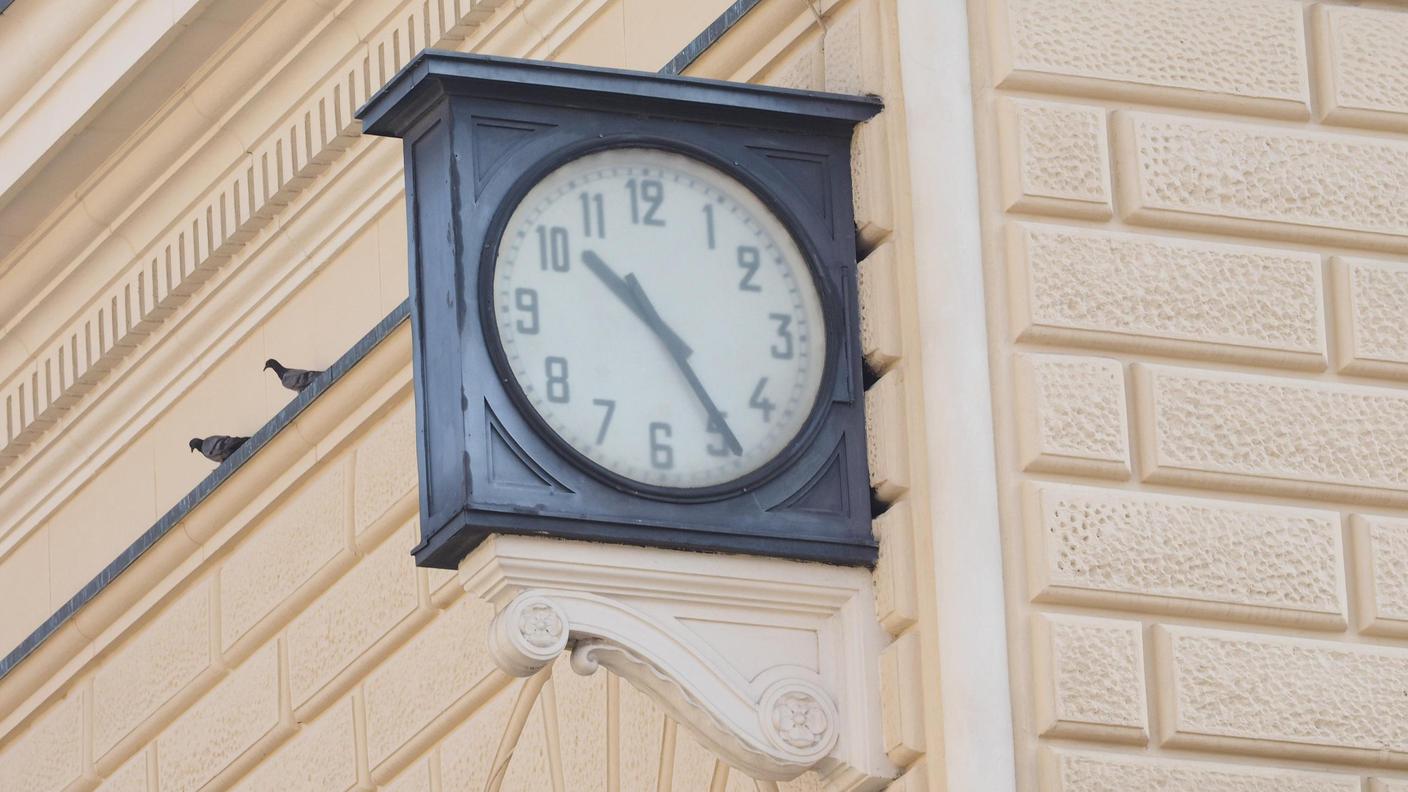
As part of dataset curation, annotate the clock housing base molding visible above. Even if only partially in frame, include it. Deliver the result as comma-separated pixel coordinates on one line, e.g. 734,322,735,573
460,535,900,789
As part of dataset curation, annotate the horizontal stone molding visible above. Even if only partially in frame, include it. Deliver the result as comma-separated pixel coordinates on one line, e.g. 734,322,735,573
1312,4,1408,133
1154,624,1408,767
1013,354,1129,480
1331,256,1408,380
1024,481,1347,628
1031,613,1147,744
1114,111,1408,253
1008,222,1327,369
1133,363,1408,506
1350,514,1408,638
991,0,1310,118
996,98,1110,219
1040,746,1361,792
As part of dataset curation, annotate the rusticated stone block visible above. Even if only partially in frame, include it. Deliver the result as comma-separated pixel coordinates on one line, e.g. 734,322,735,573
1332,256,1408,379
229,698,358,792
220,463,353,656
363,597,500,772
879,632,925,765
1040,746,1360,792
96,751,148,792
1008,223,1326,369
1115,112,1408,252
1154,625,1408,764
1014,354,1128,479
353,397,417,543
157,643,287,792
1373,780,1408,792
865,368,910,501
1351,514,1408,637
1031,614,1146,743
1134,363,1408,506
1025,482,1346,628
857,240,903,374
0,689,90,792
873,499,919,634
380,755,433,792
992,0,1309,117
997,99,1110,219
287,522,424,715
1313,5,1408,132
93,580,216,767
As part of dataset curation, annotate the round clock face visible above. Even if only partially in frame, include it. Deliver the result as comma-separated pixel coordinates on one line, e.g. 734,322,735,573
489,147,828,492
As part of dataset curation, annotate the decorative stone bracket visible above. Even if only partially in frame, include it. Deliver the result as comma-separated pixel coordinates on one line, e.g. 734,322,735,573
459,535,898,790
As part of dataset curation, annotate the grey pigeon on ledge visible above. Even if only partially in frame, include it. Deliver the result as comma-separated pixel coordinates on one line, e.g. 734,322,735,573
189,435,249,463
264,358,322,393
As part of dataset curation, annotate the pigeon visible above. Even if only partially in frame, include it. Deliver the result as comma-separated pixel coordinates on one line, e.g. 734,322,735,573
264,358,322,393
189,435,249,463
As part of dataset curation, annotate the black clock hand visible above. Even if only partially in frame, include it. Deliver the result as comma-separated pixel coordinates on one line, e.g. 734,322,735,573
623,274,744,457
581,250,692,357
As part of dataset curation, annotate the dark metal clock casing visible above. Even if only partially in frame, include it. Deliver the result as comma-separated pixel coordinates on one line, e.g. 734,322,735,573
359,51,882,569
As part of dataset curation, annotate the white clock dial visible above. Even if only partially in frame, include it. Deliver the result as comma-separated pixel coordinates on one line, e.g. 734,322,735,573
490,147,827,490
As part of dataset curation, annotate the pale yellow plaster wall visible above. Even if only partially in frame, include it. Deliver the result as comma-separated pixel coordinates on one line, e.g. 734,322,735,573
0,0,942,790
967,0,1408,788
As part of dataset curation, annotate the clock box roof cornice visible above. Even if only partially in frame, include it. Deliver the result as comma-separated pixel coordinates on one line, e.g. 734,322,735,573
358,50,884,139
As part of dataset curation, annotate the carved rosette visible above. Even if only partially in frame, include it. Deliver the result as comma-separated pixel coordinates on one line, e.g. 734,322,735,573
760,680,839,762
488,594,570,676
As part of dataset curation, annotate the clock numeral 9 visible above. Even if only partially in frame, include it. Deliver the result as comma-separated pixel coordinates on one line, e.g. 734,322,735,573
545,356,570,403
514,288,539,334
649,422,674,470
737,246,761,292
768,313,794,359
579,192,605,238
536,225,571,272
627,178,665,226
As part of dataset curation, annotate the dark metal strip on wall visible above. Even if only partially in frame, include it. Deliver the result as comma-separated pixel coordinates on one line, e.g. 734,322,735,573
0,1,761,681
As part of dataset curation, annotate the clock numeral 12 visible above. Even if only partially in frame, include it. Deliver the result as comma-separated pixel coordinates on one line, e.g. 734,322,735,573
627,178,665,226
579,192,605,238
536,226,571,272
545,356,570,403
649,422,674,470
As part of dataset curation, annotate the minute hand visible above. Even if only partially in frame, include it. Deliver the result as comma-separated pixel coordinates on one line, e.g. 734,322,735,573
623,274,744,457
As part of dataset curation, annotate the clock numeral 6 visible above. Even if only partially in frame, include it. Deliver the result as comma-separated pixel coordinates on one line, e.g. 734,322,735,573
514,288,539,334
649,422,674,470
627,178,665,226
545,356,570,403
536,225,571,272
768,313,794,359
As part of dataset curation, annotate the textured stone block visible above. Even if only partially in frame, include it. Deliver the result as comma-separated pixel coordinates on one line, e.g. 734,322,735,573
220,463,353,656
93,580,216,766
879,631,925,765
865,368,910,501
0,690,90,792
1332,256,1408,379
363,597,500,772
1031,614,1146,743
997,99,1110,219
851,116,894,250
1351,514,1408,637
1115,112,1408,252
1008,223,1326,368
1313,5,1408,132
157,643,287,792
1134,363,1408,505
96,751,148,792
1040,746,1360,792
857,240,902,374
229,698,358,792
1155,625,1408,764
1025,482,1346,628
1014,354,1128,479
873,500,919,635
353,398,417,542
287,522,424,715
1373,780,1408,792
992,0,1309,117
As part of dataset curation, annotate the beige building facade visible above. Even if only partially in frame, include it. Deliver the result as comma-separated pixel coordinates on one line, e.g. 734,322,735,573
1,0,1406,789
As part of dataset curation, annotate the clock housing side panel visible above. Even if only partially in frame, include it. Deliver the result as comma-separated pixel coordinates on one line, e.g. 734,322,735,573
407,94,875,569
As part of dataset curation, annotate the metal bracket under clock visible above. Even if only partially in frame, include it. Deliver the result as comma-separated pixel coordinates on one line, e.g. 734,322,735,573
459,535,899,789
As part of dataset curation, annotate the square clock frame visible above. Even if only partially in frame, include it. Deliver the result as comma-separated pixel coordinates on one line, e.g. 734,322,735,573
360,52,883,570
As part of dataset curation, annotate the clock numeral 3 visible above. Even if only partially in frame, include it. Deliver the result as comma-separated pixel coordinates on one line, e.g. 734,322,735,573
737,246,761,292
768,313,794,359
749,378,776,422
536,226,571,272
627,178,665,226
592,398,616,444
514,288,539,334
705,412,732,457
579,192,605,238
649,422,674,470
545,356,570,403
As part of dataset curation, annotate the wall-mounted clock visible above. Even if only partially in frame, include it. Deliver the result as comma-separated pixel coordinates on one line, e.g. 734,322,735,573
360,52,882,569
